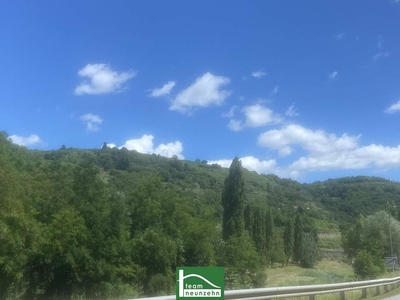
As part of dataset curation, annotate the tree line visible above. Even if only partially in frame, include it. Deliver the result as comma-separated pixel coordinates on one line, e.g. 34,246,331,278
0,133,322,300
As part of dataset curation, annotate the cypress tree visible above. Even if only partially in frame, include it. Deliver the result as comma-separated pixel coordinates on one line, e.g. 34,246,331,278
253,209,266,255
222,157,245,241
283,219,294,265
244,203,253,238
293,213,303,264
265,209,274,252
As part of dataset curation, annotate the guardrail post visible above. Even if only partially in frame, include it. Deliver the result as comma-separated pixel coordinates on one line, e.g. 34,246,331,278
309,295,315,300
361,288,367,299
340,291,345,300
384,284,388,293
375,286,380,295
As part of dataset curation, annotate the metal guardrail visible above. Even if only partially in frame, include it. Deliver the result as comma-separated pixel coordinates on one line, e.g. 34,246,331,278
128,276,400,300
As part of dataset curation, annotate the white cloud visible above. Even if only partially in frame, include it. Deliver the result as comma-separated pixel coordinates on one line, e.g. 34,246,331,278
212,123,400,180
80,113,103,132
208,156,278,175
170,72,231,114
252,70,267,79
258,124,360,157
227,104,282,131
149,81,176,98
285,105,299,117
228,119,243,131
74,64,136,95
119,134,184,159
385,100,400,113
9,134,42,146
272,86,279,94
222,106,237,118
336,33,345,40
329,71,338,80
373,52,390,61
243,104,282,127
106,143,117,148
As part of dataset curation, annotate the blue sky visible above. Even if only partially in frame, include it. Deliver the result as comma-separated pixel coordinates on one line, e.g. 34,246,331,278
1,1,400,183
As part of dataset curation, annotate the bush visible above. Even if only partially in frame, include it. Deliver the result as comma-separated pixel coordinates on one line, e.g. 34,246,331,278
353,250,384,280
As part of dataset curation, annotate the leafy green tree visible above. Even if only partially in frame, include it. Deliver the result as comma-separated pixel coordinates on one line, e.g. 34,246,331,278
222,157,245,240
252,209,266,256
244,203,253,237
265,209,274,253
300,233,319,268
220,234,263,289
283,219,294,265
353,250,385,280
293,213,303,264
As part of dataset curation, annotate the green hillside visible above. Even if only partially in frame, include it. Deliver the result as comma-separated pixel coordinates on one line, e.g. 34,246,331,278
2,131,400,299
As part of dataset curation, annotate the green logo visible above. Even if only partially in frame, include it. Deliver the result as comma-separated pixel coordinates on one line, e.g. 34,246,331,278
176,267,224,300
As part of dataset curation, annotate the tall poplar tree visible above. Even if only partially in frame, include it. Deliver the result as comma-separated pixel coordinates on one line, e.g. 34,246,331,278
222,157,245,241
293,213,303,264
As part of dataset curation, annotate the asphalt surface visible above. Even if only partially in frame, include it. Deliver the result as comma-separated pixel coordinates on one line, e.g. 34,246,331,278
385,294,400,300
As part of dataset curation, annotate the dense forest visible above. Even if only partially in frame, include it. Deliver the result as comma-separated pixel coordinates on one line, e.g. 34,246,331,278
2,131,400,299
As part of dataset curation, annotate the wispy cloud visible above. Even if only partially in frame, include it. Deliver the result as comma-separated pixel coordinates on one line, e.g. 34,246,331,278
9,134,42,146
272,86,279,94
252,70,267,79
149,81,176,97
222,105,237,118
80,113,103,131
385,100,400,114
329,71,338,80
170,72,231,114
378,35,384,49
336,32,345,40
373,52,390,61
74,64,136,95
286,104,299,117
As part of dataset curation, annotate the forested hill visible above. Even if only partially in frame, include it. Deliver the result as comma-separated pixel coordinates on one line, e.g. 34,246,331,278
2,131,400,228
2,130,400,299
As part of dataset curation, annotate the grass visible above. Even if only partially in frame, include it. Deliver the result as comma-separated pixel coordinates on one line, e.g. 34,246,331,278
265,259,354,287
264,259,400,299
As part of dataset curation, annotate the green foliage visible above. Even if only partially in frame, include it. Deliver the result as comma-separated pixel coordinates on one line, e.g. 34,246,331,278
293,213,303,264
222,157,245,240
300,233,319,268
283,219,294,265
220,234,263,289
3,131,400,298
353,250,385,280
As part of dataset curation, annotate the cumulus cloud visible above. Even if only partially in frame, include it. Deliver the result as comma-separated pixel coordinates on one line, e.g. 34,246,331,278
208,156,278,175
258,124,359,157
227,104,282,131
80,113,103,132
285,105,299,117
243,104,282,127
252,70,267,79
9,134,42,146
329,71,338,80
118,134,184,159
74,64,136,95
170,73,230,114
211,123,400,180
385,100,400,113
149,81,176,97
